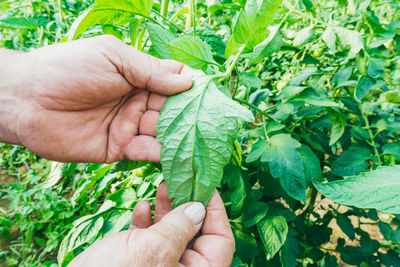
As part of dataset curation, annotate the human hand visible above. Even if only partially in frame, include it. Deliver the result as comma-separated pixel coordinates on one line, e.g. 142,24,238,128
69,183,235,267
0,35,192,162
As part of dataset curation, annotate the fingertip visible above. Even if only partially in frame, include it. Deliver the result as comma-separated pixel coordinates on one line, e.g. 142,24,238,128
124,136,161,162
154,182,173,223
130,200,152,229
207,190,224,208
148,93,168,111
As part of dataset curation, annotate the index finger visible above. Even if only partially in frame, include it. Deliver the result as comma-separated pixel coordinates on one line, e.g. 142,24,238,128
201,190,233,239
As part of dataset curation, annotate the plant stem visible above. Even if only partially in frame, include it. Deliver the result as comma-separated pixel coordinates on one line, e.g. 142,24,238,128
361,111,383,166
225,44,246,75
151,9,186,34
57,0,69,31
262,115,270,141
233,97,264,114
186,0,196,34
161,0,170,17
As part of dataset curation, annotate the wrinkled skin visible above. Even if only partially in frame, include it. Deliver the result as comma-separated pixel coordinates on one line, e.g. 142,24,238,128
0,36,235,266
69,183,235,267
1,35,193,163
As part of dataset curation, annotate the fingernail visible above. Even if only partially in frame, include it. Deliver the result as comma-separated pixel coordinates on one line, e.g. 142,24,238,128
184,202,206,225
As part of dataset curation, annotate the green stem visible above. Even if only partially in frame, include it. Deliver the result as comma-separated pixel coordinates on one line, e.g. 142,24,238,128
152,9,186,34
57,0,69,31
161,0,170,17
361,111,383,166
262,115,270,141
225,44,246,75
186,0,196,34
191,0,196,35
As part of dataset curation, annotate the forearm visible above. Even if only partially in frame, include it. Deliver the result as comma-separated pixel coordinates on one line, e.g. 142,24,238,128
0,49,24,145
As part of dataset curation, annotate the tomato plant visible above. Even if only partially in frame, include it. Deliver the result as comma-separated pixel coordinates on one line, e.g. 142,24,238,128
1,0,400,266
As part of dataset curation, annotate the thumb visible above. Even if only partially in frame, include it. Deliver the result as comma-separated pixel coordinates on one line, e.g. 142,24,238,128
149,202,206,258
104,36,194,95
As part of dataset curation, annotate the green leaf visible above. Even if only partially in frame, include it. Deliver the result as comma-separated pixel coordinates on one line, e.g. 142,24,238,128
288,67,318,85
110,160,147,173
331,147,371,176
108,187,137,208
71,164,113,206
168,35,218,70
384,91,400,105
257,215,288,260
334,26,364,58
239,72,263,90
280,228,302,267
293,25,314,47
89,173,118,204
246,140,268,163
232,227,259,262
290,89,341,107
243,201,269,228
58,216,104,265
129,18,143,47
355,76,374,101
0,17,38,30
231,0,282,49
248,25,283,64
327,108,346,146
297,145,321,184
68,0,153,40
282,85,307,98
101,211,132,238
261,134,306,202
222,165,246,217
382,143,400,160
322,27,336,52
332,66,353,87
157,74,254,207
314,165,400,214
146,23,176,59
337,214,355,240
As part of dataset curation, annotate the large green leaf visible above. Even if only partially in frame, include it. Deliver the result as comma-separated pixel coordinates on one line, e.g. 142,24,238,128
382,143,400,160
314,165,400,213
331,147,371,176
156,74,254,206
146,23,176,59
293,25,314,47
58,216,104,265
298,145,321,184
327,108,346,146
280,228,302,267
68,0,153,39
168,35,218,70
355,76,374,101
322,26,336,52
0,17,38,30
222,165,247,217
261,134,307,202
247,25,283,64
228,0,282,55
334,26,364,58
257,215,288,260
